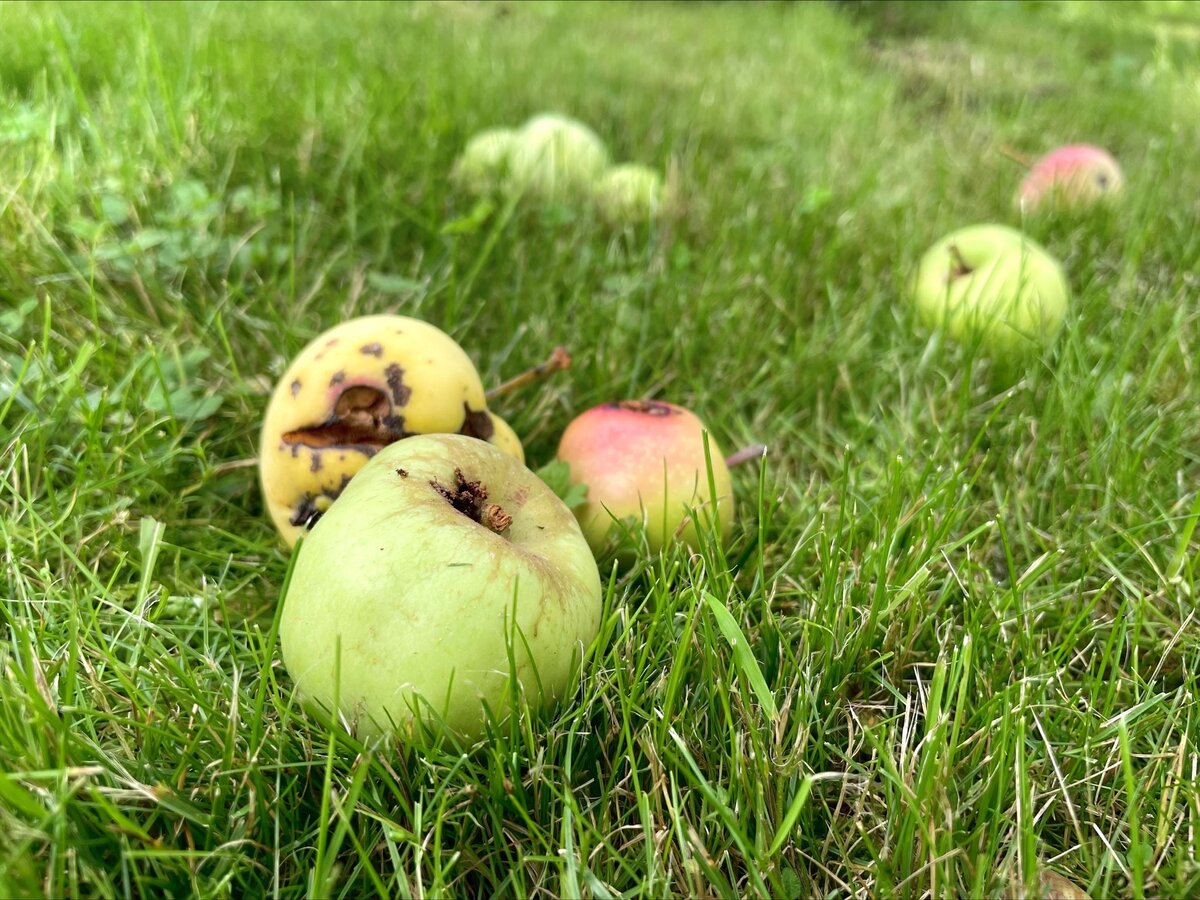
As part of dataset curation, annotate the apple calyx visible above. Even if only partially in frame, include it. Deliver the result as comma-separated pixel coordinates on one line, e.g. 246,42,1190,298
430,468,512,534
946,243,974,281
282,385,409,451
612,399,675,416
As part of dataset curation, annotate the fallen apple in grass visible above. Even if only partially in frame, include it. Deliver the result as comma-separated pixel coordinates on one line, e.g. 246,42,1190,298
592,163,672,224
509,113,610,200
259,315,518,547
911,224,1070,355
1017,144,1123,212
556,400,735,555
451,128,519,196
279,434,603,741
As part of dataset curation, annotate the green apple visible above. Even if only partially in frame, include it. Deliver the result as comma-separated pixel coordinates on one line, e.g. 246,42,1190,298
509,113,609,200
592,164,671,223
555,400,735,555
279,434,602,741
911,224,1070,355
451,128,518,196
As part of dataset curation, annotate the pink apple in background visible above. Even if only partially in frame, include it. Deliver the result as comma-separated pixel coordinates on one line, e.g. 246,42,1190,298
1017,144,1123,212
556,401,735,555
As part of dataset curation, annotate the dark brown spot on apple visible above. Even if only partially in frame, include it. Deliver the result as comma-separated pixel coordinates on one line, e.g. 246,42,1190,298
330,370,345,386
385,363,411,406
614,400,676,416
396,468,408,478
360,343,383,357
430,468,511,535
289,475,353,530
290,379,302,396
459,405,495,440
281,385,410,451
290,496,324,529
310,453,322,473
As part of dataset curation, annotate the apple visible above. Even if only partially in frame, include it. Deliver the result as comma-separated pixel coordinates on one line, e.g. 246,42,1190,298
1017,144,1123,212
259,315,521,547
911,224,1070,355
279,433,603,741
451,128,518,196
592,163,672,224
555,400,735,555
487,412,525,465
509,113,610,200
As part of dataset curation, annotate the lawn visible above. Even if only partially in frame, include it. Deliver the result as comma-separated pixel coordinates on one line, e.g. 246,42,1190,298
2,0,1199,897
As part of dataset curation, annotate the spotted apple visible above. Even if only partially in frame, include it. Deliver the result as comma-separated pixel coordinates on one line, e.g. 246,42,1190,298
259,315,520,547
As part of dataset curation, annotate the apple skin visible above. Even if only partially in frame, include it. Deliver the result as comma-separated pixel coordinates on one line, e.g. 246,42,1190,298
592,164,671,223
452,128,518,196
259,315,520,547
1017,144,1123,212
509,114,610,200
487,413,525,466
279,434,602,741
555,400,735,555
911,224,1070,355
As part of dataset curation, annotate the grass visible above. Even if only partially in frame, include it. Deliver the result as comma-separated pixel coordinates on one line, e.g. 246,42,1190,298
1,0,1199,896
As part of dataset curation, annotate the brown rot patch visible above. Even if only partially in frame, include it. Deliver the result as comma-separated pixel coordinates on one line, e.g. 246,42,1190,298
281,385,410,451
289,496,324,529
360,342,383,357
288,475,353,530
430,468,511,535
614,400,676,416
290,379,302,396
458,405,495,440
385,363,412,406
330,370,345,386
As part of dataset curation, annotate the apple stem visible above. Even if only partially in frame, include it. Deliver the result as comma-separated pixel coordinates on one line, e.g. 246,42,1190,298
947,243,973,279
998,145,1034,169
724,444,768,469
486,346,572,402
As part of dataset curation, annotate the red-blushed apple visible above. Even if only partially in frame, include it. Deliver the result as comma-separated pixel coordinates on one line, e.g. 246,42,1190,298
555,400,735,555
259,315,520,548
1017,144,1123,212
911,224,1070,356
279,433,602,742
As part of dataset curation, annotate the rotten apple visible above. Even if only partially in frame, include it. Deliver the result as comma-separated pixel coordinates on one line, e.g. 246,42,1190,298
259,314,519,547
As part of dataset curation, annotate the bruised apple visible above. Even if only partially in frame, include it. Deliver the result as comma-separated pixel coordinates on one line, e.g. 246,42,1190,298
279,434,602,741
556,400,734,555
259,315,520,547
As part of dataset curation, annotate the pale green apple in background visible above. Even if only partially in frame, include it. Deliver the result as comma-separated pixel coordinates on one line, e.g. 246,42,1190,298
592,163,671,224
451,128,518,195
509,113,610,199
911,224,1070,355
279,434,603,742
